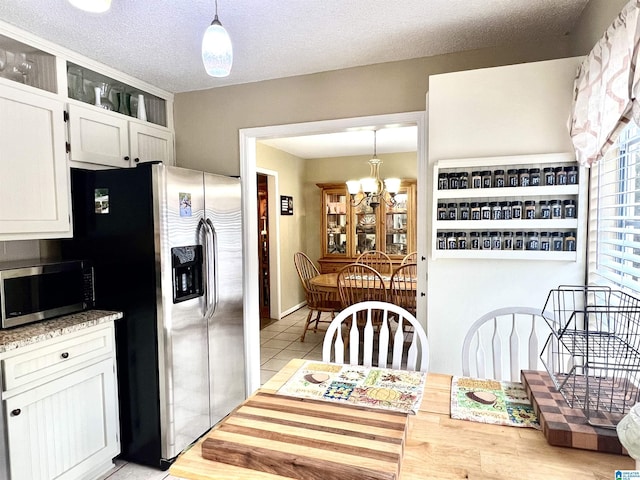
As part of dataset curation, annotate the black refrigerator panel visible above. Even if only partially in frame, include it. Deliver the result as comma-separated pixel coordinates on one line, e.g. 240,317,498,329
61,166,163,467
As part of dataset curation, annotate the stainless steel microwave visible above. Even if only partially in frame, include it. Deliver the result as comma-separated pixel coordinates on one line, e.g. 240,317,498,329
0,259,94,329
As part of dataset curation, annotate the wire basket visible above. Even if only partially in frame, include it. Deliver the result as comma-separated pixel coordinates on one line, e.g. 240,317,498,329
540,285,640,428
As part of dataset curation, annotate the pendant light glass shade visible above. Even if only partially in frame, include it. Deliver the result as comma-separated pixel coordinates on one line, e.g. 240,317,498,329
68,0,111,13
202,15,233,77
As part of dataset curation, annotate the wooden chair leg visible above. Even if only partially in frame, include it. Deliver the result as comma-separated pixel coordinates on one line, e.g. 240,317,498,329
300,308,315,342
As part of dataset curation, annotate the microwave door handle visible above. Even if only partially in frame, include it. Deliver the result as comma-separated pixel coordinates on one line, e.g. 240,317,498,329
198,218,212,317
205,218,219,315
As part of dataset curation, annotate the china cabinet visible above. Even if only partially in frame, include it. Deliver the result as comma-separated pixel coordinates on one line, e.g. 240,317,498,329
317,181,416,273
432,153,586,260
0,21,175,240
1,321,119,480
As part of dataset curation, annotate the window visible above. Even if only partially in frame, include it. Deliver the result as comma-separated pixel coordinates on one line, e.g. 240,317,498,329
589,121,640,296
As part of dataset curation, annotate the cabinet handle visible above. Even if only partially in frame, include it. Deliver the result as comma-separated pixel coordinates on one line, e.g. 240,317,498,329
124,156,130,161
10,409,21,416
61,352,70,359
134,157,140,163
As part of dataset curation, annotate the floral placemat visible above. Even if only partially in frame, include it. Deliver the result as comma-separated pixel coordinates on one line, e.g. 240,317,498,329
450,376,540,429
277,361,426,414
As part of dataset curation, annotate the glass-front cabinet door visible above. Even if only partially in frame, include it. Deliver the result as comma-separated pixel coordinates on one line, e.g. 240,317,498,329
353,202,378,255
322,188,349,258
383,181,416,259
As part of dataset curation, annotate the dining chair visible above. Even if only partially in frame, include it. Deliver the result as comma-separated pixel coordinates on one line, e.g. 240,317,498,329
293,252,342,342
401,251,418,265
337,263,388,308
461,306,553,381
322,301,429,372
390,263,417,316
355,250,393,275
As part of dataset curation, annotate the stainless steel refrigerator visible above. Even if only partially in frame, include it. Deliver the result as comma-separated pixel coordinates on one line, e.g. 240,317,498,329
61,163,245,469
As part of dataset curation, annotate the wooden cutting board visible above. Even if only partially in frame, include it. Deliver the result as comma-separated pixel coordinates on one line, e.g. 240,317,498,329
201,392,409,480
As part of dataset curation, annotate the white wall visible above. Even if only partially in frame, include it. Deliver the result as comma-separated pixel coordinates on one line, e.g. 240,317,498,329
427,57,585,375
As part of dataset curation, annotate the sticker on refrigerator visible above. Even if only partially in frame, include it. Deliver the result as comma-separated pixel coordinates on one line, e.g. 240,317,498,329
95,188,109,214
179,192,192,217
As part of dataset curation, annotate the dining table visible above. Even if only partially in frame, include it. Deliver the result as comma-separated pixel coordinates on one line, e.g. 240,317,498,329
309,272,416,295
169,358,632,479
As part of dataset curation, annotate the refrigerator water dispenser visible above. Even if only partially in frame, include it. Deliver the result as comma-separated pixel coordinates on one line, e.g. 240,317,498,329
171,245,204,303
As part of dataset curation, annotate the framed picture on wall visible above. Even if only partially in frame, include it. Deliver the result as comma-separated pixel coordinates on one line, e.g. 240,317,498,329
280,195,293,215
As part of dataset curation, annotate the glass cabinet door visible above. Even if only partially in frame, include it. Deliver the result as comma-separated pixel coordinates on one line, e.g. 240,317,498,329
384,189,409,257
324,190,348,256
353,202,378,255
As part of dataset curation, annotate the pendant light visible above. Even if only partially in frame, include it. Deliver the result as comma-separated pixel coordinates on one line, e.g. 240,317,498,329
68,0,111,13
202,0,233,77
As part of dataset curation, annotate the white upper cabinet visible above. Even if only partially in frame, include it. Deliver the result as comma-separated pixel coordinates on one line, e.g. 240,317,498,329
0,84,70,240
67,104,174,167
0,20,174,240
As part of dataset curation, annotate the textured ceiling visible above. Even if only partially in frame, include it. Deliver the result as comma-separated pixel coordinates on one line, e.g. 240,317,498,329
0,0,589,94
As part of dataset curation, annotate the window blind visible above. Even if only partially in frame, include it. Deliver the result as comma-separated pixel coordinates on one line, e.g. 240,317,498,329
589,121,640,296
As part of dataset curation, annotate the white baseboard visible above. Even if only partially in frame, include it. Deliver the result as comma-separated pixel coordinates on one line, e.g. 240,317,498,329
280,301,307,318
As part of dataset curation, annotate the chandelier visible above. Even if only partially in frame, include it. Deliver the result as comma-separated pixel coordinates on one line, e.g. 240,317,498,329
346,130,401,209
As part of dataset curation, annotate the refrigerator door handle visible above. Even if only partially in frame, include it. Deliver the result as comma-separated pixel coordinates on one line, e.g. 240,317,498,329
205,218,219,314
199,218,213,317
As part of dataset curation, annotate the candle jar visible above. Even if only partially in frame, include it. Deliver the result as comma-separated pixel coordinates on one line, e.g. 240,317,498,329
563,199,576,219
511,201,523,220
470,231,480,250
539,200,551,219
491,231,502,250
524,200,536,219
526,231,539,250
459,202,470,221
507,169,519,187
481,170,492,188
471,171,482,189
470,202,481,220
457,231,467,250
480,202,491,220
564,231,576,251
437,232,447,249
490,201,502,220
438,173,449,190
514,231,525,250
481,231,491,250
551,232,564,251
529,168,541,186
543,167,555,185
540,231,550,251
437,203,447,221
458,172,469,189
447,202,458,221
503,231,513,250
448,173,459,190
446,232,457,250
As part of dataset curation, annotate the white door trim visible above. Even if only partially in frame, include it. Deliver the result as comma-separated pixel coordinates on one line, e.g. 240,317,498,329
240,111,427,395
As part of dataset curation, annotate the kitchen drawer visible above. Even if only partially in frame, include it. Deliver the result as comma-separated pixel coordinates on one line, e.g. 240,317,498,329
2,324,114,392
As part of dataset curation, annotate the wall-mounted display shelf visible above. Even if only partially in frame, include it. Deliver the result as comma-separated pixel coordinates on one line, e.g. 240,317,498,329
432,153,587,261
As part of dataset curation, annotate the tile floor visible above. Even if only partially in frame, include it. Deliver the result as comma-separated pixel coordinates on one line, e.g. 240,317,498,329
98,307,323,480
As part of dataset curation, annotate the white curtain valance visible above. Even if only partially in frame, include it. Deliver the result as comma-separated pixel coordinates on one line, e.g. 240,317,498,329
570,0,640,166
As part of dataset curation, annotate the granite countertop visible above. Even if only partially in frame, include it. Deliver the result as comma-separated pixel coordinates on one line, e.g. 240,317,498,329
0,310,123,353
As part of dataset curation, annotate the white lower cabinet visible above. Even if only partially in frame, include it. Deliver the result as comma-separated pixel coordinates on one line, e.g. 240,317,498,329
68,103,174,168
0,83,71,240
1,322,120,480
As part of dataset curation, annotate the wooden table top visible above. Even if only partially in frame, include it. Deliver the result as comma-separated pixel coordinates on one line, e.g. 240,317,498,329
169,359,633,479
310,272,415,293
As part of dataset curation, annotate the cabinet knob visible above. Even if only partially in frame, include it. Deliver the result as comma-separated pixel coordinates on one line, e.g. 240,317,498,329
61,352,70,359
10,409,21,416
420,292,426,297
134,157,140,163
124,156,130,161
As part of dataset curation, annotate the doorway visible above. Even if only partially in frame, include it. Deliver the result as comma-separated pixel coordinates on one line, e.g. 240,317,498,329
239,111,427,394
257,173,272,326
